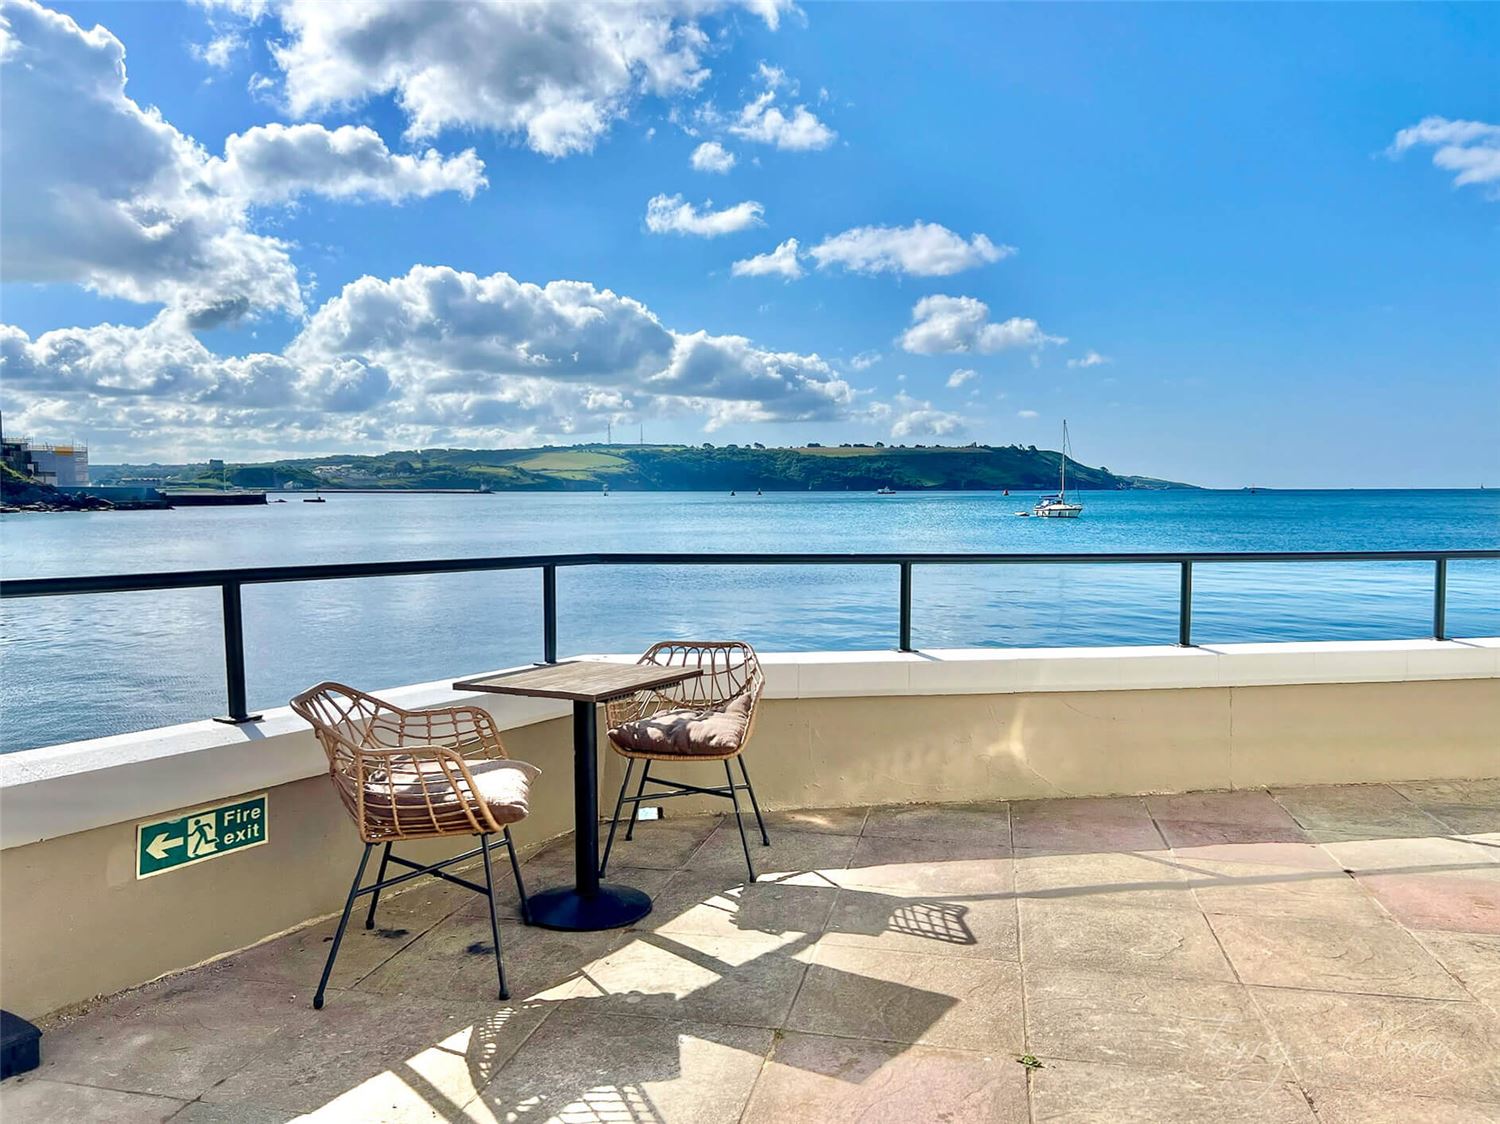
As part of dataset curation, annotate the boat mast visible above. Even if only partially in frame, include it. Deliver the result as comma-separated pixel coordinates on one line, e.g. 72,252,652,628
1059,420,1069,501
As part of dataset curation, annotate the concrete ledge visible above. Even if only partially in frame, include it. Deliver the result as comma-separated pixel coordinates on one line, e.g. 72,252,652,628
3,639,1496,851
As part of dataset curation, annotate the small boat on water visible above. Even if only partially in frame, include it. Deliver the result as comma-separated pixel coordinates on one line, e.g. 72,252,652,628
876,486,896,495
1033,420,1084,519
304,496,326,503
602,483,610,496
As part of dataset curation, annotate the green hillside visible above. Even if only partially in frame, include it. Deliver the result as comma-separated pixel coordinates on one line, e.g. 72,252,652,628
105,443,1195,492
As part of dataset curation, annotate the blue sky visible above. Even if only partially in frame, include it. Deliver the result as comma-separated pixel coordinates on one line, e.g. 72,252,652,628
1,1,1496,487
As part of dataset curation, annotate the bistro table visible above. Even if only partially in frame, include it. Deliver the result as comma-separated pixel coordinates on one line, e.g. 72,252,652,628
453,660,702,931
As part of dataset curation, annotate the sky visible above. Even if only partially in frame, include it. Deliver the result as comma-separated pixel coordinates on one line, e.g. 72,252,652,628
0,0,1497,488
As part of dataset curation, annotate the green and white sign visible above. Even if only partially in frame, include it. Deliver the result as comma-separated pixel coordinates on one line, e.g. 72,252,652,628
136,794,269,879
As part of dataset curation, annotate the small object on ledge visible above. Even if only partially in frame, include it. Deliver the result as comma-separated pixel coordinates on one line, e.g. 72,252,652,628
1,1010,41,1079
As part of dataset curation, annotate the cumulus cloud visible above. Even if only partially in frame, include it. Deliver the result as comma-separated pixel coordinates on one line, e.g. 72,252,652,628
946,368,976,388
690,141,736,173
211,123,486,203
191,31,244,69
871,393,964,439
728,64,835,151
0,0,487,326
848,350,881,371
645,193,764,236
214,0,787,157
1389,116,1500,197
2,264,865,455
0,0,302,322
810,222,1012,277
900,296,1065,355
1067,350,1110,368
731,238,803,279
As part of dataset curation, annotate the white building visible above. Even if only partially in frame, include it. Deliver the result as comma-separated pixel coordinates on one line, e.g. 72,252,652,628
18,441,90,487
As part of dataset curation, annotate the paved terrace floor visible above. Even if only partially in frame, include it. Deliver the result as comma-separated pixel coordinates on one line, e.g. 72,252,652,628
6,781,1500,1123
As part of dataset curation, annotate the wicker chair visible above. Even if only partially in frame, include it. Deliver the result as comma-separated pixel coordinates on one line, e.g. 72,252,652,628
599,642,770,881
290,682,536,1009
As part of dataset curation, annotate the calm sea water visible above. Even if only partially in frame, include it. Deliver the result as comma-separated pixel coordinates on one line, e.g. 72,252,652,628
2,489,1497,752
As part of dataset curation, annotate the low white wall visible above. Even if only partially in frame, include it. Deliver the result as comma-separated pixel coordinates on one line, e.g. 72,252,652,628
1,639,1496,1018
4,638,1497,850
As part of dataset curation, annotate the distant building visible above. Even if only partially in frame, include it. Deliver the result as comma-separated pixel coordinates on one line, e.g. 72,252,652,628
4,439,90,486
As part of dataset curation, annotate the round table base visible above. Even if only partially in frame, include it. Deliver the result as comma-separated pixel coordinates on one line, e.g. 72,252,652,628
526,883,652,931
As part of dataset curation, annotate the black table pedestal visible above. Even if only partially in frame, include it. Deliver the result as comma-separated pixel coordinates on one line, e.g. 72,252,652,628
527,883,652,931
527,698,653,931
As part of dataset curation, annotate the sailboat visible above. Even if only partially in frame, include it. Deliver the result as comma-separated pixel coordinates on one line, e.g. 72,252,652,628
1033,420,1084,518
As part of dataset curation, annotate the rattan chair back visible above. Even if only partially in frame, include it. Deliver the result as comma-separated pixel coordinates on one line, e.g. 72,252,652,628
604,641,765,746
290,681,517,842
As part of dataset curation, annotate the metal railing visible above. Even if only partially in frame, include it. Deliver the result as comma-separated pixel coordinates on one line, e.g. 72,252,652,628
2,550,1495,724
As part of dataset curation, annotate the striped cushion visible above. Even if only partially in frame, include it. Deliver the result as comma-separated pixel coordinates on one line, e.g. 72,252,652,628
362,757,538,829
608,692,753,756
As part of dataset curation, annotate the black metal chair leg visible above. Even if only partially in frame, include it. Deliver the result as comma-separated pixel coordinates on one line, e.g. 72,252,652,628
363,841,393,929
314,842,374,1010
738,757,770,846
624,760,652,841
725,760,757,882
479,833,509,1001
502,827,530,926
599,758,635,878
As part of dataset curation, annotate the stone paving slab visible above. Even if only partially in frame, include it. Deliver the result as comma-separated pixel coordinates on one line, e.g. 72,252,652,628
741,1031,1028,1124
6,780,1500,1123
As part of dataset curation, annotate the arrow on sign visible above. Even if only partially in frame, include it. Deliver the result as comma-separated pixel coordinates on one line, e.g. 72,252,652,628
145,833,184,861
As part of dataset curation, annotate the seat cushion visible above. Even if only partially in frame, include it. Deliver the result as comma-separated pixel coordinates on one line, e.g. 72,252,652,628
362,756,539,829
608,691,753,757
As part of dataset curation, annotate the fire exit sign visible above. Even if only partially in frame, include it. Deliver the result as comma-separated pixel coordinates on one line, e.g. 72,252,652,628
136,794,269,879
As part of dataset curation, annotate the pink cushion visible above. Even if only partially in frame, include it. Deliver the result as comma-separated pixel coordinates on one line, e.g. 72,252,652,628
363,757,539,828
608,692,753,756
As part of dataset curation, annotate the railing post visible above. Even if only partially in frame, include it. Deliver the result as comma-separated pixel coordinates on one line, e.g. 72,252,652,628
214,582,261,724
1433,557,1447,641
898,562,914,652
542,564,558,663
1178,561,1193,647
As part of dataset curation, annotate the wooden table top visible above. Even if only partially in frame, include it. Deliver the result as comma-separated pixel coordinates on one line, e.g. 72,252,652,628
454,660,702,703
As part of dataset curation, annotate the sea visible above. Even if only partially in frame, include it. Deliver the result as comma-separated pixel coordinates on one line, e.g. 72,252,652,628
2,488,1497,752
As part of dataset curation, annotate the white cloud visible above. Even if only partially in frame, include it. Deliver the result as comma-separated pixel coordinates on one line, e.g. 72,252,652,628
211,123,486,203
690,141,736,173
848,350,881,371
1067,350,1110,369
217,0,787,158
900,296,1065,355
191,31,244,69
1389,116,1500,197
645,193,764,236
2,263,864,456
0,1,486,327
0,0,301,323
873,393,964,439
946,368,976,388
731,238,803,279
728,66,835,151
1017,409,1039,419
810,222,1012,277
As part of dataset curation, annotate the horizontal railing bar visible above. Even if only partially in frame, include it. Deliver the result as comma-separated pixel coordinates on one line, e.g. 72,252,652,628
2,549,1497,599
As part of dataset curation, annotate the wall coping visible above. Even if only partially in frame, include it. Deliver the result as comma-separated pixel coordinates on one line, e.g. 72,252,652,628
2,637,1495,850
